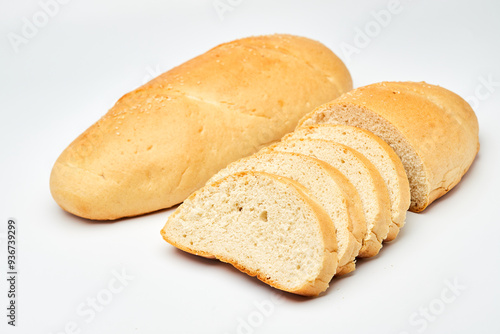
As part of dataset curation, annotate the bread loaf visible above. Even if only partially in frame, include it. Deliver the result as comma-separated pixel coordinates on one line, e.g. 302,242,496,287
50,34,352,220
289,124,410,241
271,138,391,257
162,82,479,296
208,151,366,275
161,171,338,297
298,82,479,212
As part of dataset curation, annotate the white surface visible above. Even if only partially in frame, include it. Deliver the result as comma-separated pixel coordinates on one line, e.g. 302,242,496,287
1,0,500,333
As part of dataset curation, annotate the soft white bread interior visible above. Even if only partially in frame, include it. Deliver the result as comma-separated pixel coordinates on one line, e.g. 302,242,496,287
208,151,366,275
270,138,391,257
50,34,353,220
289,124,410,241
161,171,338,297
298,81,479,212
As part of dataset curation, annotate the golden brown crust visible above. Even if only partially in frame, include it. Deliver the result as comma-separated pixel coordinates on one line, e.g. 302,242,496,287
161,171,338,297
299,81,479,212
50,34,352,220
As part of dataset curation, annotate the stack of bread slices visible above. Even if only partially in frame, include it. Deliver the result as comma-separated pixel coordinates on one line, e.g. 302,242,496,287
161,81,479,297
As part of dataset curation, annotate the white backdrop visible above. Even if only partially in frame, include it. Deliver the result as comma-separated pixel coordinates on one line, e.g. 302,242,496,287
1,1,500,333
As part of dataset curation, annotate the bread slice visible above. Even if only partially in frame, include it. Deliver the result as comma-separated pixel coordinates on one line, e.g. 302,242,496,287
298,81,479,212
161,171,338,296
288,124,410,241
208,151,366,275
270,138,391,257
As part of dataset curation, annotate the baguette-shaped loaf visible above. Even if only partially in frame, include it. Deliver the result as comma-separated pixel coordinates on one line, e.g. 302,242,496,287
50,34,352,220
161,171,338,297
299,82,479,212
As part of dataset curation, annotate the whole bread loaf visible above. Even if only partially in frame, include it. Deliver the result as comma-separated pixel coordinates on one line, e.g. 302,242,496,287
299,82,479,212
50,34,352,220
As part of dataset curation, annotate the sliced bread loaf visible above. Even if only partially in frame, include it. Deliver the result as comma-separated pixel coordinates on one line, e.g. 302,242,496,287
208,151,366,275
288,124,410,241
161,171,338,296
270,138,391,257
298,81,479,212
